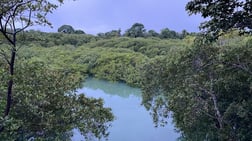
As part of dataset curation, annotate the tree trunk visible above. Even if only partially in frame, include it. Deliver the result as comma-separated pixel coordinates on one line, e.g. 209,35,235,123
210,92,223,129
4,48,16,117
209,76,223,129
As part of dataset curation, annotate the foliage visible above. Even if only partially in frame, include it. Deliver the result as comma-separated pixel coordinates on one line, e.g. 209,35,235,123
146,30,160,37
141,35,252,140
14,34,192,88
0,0,67,122
1,21,251,141
17,30,97,47
181,29,189,39
160,28,180,39
74,29,85,34
0,60,114,140
17,44,149,87
0,0,64,28
90,48,148,86
0,1,115,140
87,37,190,58
186,0,252,37
58,25,75,34
124,23,146,38
97,29,121,39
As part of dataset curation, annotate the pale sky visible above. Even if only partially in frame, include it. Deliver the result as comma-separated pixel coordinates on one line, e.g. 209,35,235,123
32,0,203,35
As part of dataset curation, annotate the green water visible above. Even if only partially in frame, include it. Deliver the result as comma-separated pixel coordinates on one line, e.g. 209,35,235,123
72,78,180,141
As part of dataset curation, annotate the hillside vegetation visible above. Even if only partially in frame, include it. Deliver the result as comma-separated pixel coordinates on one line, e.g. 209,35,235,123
1,30,251,140
8,31,193,87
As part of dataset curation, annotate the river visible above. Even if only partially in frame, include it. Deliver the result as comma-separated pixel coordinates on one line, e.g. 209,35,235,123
71,78,180,141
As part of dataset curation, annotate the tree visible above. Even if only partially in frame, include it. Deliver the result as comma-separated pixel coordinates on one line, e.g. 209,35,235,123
146,30,159,37
141,37,252,140
0,60,114,140
99,29,121,39
160,28,179,39
0,0,65,120
74,29,85,34
58,24,75,34
97,32,106,38
186,0,252,37
124,23,146,38
180,29,189,39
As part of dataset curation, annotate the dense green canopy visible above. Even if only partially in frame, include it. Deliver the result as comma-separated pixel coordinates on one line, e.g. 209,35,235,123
1,27,251,140
0,1,251,140
186,0,252,36
141,33,252,140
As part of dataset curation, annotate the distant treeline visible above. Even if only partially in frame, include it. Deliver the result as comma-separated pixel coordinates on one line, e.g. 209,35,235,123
56,23,197,39
2,27,195,48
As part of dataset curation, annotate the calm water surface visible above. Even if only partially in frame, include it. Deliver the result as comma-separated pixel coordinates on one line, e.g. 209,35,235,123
71,78,180,141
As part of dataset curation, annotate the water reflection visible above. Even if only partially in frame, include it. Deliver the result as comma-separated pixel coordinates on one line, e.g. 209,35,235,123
82,78,142,98
73,78,179,141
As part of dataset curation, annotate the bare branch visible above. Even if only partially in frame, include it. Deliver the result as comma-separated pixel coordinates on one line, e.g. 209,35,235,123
191,81,224,129
0,0,35,45
0,2,17,18
4,12,12,32
193,95,217,119
199,108,216,120
16,8,32,34
0,19,15,45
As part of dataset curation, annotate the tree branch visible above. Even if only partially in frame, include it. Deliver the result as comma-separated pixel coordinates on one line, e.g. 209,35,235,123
16,8,32,34
223,55,252,75
191,81,223,129
232,63,252,75
194,95,217,120
0,19,14,45
0,0,35,45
